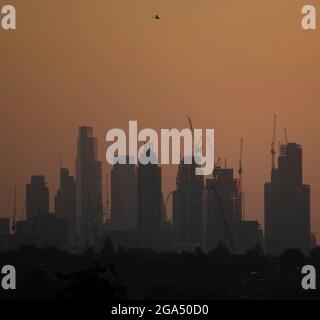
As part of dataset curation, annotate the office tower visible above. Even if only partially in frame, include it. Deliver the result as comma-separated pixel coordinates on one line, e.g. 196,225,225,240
25,175,49,246
206,166,262,252
206,166,241,251
76,126,103,248
173,157,205,250
110,156,138,230
0,218,10,236
0,218,11,252
265,143,310,255
137,150,163,231
26,175,49,223
55,168,77,246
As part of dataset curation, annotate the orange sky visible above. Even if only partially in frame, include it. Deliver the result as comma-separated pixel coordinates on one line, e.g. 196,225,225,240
1,0,320,232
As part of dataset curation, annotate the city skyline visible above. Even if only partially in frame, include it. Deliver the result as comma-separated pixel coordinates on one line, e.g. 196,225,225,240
1,124,265,253
1,0,320,233
0,123,311,252
0,121,316,234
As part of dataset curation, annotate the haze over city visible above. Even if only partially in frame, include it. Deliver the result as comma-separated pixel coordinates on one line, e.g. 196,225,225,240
1,0,320,233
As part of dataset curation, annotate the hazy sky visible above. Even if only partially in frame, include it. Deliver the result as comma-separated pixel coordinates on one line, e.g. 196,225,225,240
1,0,320,232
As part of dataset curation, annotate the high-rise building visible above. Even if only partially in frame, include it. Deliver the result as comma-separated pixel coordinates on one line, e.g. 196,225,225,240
110,156,138,230
206,167,241,251
264,143,310,255
137,151,163,231
0,218,11,252
173,157,205,250
55,168,77,246
25,175,50,246
206,165,263,253
26,175,49,223
0,218,10,236
75,126,103,248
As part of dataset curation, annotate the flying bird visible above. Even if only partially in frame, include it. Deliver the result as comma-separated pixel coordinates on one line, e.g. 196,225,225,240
151,14,160,20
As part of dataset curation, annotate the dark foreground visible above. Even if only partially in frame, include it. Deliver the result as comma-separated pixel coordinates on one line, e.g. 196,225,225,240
1,241,320,301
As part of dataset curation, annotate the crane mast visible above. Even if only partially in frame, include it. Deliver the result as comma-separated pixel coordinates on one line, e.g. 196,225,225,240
12,186,17,232
284,128,288,145
238,138,244,220
271,114,277,170
106,172,110,222
187,116,194,134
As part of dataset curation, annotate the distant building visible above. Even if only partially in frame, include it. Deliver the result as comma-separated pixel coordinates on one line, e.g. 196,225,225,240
0,218,12,251
26,175,49,245
26,175,49,223
206,166,242,251
16,220,33,246
173,157,205,250
76,126,103,248
42,213,68,247
55,168,77,246
0,218,10,236
137,150,163,231
265,143,310,255
110,156,138,230
206,166,262,252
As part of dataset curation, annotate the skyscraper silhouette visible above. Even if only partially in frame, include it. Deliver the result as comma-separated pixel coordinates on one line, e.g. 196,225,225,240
55,168,77,246
26,175,49,246
26,175,49,223
206,166,241,251
265,143,310,255
110,156,138,230
206,165,262,252
173,157,205,250
76,127,103,248
137,149,163,231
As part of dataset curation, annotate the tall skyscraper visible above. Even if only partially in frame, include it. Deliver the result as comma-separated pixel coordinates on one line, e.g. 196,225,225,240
26,175,49,223
137,151,163,231
110,156,138,230
206,166,241,251
26,175,49,246
173,157,205,250
55,168,77,246
75,126,103,248
206,165,262,252
265,143,310,255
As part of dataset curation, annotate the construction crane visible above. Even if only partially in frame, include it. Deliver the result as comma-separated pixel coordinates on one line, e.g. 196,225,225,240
211,185,235,253
11,186,17,232
187,116,202,160
284,128,288,144
238,138,244,220
161,191,173,223
187,116,194,133
165,191,173,210
271,114,277,170
215,156,221,168
106,172,110,221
